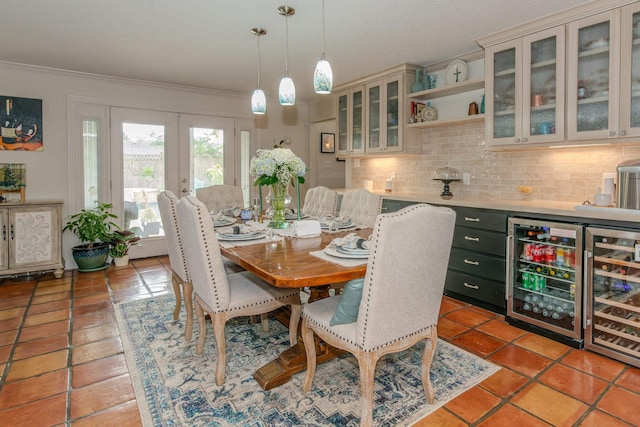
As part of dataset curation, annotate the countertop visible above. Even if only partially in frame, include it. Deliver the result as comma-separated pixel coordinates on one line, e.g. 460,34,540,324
335,189,640,224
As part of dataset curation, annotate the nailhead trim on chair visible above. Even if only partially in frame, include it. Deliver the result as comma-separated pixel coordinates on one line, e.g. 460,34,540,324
224,292,300,313
166,193,191,282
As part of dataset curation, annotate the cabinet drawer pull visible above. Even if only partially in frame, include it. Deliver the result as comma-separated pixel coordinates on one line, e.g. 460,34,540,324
10,224,14,240
2,224,6,241
464,259,479,266
464,235,480,242
463,282,479,290
464,216,480,222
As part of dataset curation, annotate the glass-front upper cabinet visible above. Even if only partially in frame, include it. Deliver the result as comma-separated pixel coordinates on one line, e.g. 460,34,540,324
619,3,640,139
486,27,564,148
336,86,365,156
567,10,619,140
365,73,404,154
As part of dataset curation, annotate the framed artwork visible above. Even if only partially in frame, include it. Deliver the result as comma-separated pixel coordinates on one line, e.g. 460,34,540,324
0,96,43,151
321,132,335,153
0,163,26,202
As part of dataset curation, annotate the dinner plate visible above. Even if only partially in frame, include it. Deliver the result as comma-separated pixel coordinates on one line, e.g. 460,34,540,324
213,219,235,227
323,246,370,259
336,245,370,256
285,213,310,220
217,232,264,241
320,219,354,230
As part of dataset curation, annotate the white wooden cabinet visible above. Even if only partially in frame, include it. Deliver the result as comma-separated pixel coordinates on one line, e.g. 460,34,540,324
365,73,405,154
336,86,365,156
0,201,64,278
567,4,640,141
485,26,566,148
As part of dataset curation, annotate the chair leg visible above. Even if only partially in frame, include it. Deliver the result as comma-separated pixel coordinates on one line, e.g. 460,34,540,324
358,352,378,427
183,281,194,341
288,302,302,346
421,327,438,404
212,312,227,386
301,317,317,393
171,272,181,320
260,313,269,332
194,297,207,355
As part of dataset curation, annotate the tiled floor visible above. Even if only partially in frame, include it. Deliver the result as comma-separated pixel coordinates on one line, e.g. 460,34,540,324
1,257,640,426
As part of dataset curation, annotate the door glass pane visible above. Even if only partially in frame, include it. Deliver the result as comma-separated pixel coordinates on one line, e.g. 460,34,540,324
190,127,224,193
82,119,99,209
240,129,251,208
368,86,380,149
530,36,557,136
337,94,348,151
386,80,399,148
631,12,640,128
493,47,516,138
122,123,165,237
352,90,363,150
576,21,610,132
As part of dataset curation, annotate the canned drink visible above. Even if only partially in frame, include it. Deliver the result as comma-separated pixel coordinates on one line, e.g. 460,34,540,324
563,248,574,268
532,244,544,263
532,275,540,291
545,245,556,264
522,242,534,261
522,272,530,289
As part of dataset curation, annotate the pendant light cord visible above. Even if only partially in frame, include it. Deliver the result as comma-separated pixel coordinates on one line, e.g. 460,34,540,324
321,0,326,60
257,35,262,88
285,13,290,77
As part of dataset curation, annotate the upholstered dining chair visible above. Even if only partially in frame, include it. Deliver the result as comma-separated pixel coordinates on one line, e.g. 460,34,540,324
302,186,339,218
176,195,302,385
195,184,245,212
157,190,194,341
338,188,383,228
300,203,456,426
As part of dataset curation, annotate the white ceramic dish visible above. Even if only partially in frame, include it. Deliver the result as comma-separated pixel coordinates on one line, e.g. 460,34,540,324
213,219,235,227
336,246,370,256
445,60,468,85
217,232,264,241
320,219,354,230
323,246,370,259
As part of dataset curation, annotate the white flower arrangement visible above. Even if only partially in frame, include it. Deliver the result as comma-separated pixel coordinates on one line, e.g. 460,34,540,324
250,148,307,187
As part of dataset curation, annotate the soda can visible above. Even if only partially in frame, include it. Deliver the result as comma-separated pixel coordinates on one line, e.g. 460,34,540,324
563,249,574,268
522,272,530,289
532,244,544,263
532,275,540,291
545,245,556,264
522,242,534,261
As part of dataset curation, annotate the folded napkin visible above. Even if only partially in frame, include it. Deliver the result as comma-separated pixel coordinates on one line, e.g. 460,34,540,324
330,233,370,249
292,220,321,237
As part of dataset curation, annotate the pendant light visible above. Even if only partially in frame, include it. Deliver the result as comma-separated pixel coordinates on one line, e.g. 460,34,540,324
313,0,333,94
278,6,296,106
250,28,267,115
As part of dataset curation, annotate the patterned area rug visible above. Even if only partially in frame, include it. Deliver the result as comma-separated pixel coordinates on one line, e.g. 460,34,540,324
115,295,499,426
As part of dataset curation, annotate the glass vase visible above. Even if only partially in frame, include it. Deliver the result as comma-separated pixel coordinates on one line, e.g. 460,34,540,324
267,182,291,229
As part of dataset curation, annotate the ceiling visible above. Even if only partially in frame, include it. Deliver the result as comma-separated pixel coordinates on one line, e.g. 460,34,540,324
3,0,593,103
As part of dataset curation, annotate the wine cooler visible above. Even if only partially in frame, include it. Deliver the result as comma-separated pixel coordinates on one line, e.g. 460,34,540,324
507,218,584,347
585,227,640,368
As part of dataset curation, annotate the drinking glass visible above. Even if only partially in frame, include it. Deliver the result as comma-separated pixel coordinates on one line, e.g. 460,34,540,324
329,216,343,232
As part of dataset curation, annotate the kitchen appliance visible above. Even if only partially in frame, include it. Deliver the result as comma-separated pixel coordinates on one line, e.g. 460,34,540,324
584,227,640,368
616,159,640,209
507,218,584,347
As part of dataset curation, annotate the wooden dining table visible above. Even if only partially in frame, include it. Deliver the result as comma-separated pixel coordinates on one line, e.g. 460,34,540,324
220,228,371,390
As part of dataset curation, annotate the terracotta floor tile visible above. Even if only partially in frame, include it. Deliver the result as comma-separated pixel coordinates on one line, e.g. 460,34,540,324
31,291,71,305
71,400,142,427
109,279,145,291
477,403,550,427
0,283,35,300
72,300,114,318
0,393,67,427
476,319,527,342
413,407,467,427
70,374,135,420
444,385,502,423
72,322,119,346
480,367,529,398
72,310,117,330
615,367,640,393
562,349,626,381
0,317,21,333
73,283,108,295
515,333,571,360
5,349,69,382
27,299,71,315
0,368,68,408
0,329,17,346
72,353,129,388
73,277,108,288
467,305,500,319
538,364,608,404
578,409,634,427
0,345,10,363
139,270,171,283
437,317,470,340
0,306,26,320
112,291,154,305
0,296,29,310
12,333,69,360
597,385,640,425
18,319,69,343
34,283,71,296
73,291,111,306
512,383,587,426
439,296,466,315
72,337,123,365
490,345,553,378
23,308,70,327
445,308,492,328
450,330,507,357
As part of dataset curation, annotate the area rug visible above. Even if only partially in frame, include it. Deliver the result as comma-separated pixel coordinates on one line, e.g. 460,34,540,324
115,295,499,426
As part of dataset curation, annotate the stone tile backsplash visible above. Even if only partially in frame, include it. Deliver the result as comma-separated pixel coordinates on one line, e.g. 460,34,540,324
350,122,640,204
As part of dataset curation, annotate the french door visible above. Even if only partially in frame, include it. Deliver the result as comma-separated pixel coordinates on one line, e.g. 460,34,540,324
110,108,237,258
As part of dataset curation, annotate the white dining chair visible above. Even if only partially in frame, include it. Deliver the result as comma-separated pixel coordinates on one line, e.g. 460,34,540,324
176,195,302,385
338,189,382,228
300,203,456,426
195,184,245,212
302,186,339,218
157,190,194,340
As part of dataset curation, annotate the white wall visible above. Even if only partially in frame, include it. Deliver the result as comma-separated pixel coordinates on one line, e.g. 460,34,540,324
0,62,308,266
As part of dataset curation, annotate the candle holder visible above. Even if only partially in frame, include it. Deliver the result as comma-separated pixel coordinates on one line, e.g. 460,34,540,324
433,166,461,200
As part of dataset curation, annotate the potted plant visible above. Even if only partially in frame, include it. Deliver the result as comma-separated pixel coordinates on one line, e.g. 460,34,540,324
63,202,118,272
106,229,141,267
